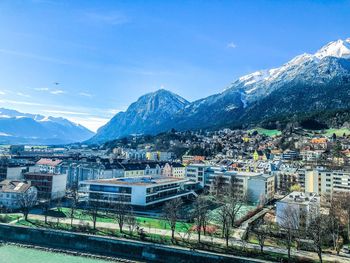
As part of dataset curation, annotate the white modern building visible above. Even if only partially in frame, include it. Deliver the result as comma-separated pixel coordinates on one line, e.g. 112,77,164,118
186,164,275,204
80,176,197,208
276,191,320,229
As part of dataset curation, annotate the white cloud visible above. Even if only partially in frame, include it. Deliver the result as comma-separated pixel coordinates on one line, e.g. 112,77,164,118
16,92,31,98
34,87,65,95
43,110,90,116
79,92,93,97
50,89,65,95
34,87,49,91
227,42,237,49
107,109,121,115
0,99,43,106
67,116,110,132
0,90,6,95
84,11,129,25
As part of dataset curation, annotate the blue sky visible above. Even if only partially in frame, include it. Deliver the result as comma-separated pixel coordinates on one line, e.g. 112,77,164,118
0,0,349,131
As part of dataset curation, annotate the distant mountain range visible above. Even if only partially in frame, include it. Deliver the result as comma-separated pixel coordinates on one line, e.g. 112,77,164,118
89,38,350,143
0,108,94,145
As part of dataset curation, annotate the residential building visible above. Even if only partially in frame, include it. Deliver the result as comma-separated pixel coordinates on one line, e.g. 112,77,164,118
276,191,320,229
282,150,299,161
318,169,350,195
122,163,161,177
161,162,186,178
58,159,124,188
186,164,210,187
29,158,62,174
182,155,205,165
248,174,275,204
0,180,37,210
24,172,67,200
0,163,28,181
189,165,275,204
300,150,324,162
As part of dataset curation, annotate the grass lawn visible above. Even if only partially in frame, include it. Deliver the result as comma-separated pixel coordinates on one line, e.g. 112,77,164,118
136,216,192,232
47,207,115,223
209,204,257,226
0,213,21,223
323,128,350,137
249,128,281,137
46,207,193,232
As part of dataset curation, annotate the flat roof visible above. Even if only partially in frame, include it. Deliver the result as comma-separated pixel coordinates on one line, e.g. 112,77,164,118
85,176,187,186
278,191,319,205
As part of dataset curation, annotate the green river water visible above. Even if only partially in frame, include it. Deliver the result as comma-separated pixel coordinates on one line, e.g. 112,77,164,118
0,245,123,263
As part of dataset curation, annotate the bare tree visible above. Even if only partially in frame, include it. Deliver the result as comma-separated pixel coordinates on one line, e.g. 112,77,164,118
19,188,37,221
217,203,231,247
68,187,79,227
109,198,132,233
192,196,210,243
227,176,245,227
55,198,63,227
254,222,273,253
177,223,193,247
163,198,183,240
338,192,350,240
126,213,138,236
328,195,344,254
278,205,299,262
307,215,329,263
211,174,226,198
84,201,99,230
40,200,51,224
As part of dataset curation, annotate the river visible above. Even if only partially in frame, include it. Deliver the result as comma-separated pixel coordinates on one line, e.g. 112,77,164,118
0,245,137,263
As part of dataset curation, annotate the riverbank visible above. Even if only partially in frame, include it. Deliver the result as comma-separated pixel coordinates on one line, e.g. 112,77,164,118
0,223,267,263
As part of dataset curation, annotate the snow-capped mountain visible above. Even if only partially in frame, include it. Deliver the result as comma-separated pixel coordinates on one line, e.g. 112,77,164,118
0,108,94,144
89,89,189,143
171,38,350,130
91,38,350,143
226,38,350,104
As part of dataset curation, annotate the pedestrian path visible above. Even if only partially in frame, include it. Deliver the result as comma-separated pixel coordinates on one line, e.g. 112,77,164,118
20,214,350,263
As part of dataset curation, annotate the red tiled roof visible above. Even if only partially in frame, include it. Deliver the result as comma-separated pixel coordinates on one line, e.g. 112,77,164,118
36,158,62,166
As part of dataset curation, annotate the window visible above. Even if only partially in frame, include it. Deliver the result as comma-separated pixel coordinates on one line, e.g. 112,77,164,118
90,185,131,194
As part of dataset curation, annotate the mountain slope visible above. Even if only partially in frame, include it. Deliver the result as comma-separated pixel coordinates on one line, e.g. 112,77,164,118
170,38,350,130
89,89,189,143
0,108,94,145
91,38,350,143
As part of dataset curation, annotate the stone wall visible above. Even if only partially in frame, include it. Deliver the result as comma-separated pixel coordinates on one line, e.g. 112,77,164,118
0,223,261,263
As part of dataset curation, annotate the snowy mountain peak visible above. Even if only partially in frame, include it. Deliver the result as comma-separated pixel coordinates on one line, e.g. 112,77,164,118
0,108,94,144
315,38,350,59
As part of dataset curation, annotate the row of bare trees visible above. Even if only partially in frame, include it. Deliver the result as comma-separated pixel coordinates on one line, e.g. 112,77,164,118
253,192,350,263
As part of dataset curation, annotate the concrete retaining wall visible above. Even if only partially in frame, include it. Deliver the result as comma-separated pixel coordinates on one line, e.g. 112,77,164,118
0,223,264,263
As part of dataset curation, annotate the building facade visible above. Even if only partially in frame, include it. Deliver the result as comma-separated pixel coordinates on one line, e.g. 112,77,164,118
276,191,320,229
24,172,67,200
0,180,37,210
80,176,196,208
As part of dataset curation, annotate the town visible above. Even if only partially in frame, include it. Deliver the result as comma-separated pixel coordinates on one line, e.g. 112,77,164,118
1,126,350,262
